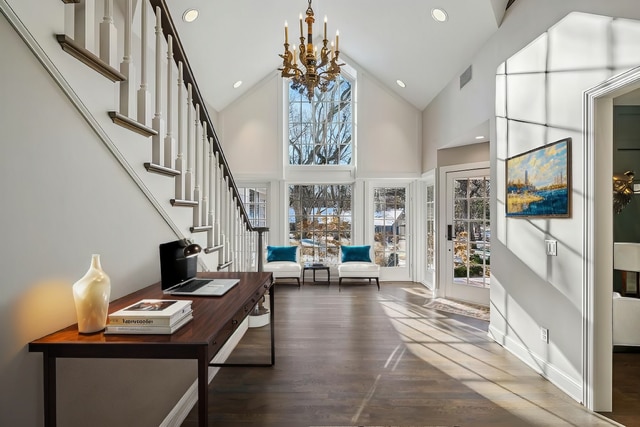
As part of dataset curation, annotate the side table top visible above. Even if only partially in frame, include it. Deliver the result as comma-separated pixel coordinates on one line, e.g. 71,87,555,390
304,263,328,269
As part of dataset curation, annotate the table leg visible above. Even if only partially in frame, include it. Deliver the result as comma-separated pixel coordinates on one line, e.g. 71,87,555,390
269,284,275,366
197,349,208,427
43,350,57,427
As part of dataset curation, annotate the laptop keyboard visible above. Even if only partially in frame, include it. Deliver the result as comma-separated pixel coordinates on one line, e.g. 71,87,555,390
176,278,212,293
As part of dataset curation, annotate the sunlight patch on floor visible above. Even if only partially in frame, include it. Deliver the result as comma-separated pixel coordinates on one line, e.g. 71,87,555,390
376,288,616,427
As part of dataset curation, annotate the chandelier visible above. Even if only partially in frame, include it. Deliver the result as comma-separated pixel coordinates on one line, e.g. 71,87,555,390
279,0,343,100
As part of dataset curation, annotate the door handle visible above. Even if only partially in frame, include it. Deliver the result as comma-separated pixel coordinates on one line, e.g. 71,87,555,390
447,225,453,241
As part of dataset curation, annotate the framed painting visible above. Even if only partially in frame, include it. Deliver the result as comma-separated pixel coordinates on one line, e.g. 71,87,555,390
506,138,571,217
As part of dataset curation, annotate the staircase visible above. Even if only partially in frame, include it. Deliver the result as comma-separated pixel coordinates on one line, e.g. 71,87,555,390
1,0,263,273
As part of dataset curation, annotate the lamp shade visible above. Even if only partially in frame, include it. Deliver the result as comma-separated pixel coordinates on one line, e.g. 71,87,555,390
183,242,202,258
614,242,640,272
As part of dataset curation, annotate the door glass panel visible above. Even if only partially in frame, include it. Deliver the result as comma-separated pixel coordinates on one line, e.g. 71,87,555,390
451,177,491,288
373,187,406,267
454,199,468,219
453,221,468,280
454,179,468,199
426,185,435,271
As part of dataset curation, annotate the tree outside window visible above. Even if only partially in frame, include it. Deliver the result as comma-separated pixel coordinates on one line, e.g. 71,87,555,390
288,75,352,165
289,184,352,265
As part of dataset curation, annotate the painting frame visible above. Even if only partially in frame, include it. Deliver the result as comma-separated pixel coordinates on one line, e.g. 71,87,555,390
506,137,571,218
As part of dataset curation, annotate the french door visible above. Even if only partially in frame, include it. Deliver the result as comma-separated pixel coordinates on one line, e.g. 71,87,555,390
372,184,411,281
443,169,490,305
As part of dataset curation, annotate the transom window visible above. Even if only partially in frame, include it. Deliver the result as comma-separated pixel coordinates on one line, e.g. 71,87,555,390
288,75,353,166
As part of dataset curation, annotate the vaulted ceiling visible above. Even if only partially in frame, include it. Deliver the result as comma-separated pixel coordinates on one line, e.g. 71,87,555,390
165,0,512,112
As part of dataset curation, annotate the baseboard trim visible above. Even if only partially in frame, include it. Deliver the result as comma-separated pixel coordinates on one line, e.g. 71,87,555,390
488,325,582,403
159,318,249,427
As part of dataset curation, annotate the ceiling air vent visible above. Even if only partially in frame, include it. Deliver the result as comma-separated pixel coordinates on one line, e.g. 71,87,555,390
460,65,472,89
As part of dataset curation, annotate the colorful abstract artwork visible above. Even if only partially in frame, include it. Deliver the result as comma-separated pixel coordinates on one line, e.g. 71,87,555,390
506,138,571,217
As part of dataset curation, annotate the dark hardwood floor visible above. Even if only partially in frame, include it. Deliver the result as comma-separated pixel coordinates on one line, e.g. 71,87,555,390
182,282,637,427
608,348,640,426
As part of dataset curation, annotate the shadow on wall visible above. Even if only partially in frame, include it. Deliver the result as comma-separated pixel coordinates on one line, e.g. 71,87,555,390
493,11,640,403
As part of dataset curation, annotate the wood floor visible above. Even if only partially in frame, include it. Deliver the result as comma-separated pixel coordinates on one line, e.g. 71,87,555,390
182,282,637,427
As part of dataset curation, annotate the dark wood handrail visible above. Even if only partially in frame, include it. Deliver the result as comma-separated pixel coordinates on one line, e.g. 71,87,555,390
149,0,253,231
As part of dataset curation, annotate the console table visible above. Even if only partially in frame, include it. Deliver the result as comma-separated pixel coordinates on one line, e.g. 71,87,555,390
29,271,274,427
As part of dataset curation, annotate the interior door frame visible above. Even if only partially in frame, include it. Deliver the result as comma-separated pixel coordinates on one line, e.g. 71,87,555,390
437,161,490,301
583,66,640,411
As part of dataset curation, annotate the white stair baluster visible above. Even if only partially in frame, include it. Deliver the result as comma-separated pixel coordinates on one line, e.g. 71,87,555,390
201,135,210,226
233,201,239,268
193,105,201,226
226,184,232,262
74,0,95,52
164,34,174,168
214,152,222,245
137,0,150,126
99,0,117,67
184,84,193,200
151,7,164,165
207,141,215,248
222,176,230,261
199,128,208,226
119,0,135,117
175,62,185,199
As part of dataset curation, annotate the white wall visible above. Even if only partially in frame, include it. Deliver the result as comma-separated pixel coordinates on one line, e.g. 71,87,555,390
219,65,422,181
423,0,640,409
0,6,204,427
356,71,422,178
423,0,640,164
219,74,283,180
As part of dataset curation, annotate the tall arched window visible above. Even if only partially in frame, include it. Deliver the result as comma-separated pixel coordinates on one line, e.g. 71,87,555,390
286,70,355,264
288,75,353,166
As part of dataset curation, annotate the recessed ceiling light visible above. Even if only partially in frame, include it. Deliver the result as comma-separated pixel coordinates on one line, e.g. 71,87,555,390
475,135,485,140
233,80,243,89
182,9,199,23
431,8,448,22
396,80,406,88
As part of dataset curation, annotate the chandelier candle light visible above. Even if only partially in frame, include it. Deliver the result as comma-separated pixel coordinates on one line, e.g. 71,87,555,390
279,0,343,100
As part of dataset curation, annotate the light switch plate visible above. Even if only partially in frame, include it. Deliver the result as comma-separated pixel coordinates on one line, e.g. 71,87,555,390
545,239,557,256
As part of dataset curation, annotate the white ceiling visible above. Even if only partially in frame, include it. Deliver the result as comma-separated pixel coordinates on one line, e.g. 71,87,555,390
165,0,510,112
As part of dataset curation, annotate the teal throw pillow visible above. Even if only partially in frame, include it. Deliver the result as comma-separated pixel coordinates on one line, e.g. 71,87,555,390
341,245,371,263
267,246,297,262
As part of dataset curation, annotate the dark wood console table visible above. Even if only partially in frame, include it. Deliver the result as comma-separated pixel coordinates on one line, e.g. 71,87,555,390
29,271,274,427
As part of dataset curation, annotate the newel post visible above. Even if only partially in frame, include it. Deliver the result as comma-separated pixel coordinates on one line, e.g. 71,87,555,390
255,227,269,272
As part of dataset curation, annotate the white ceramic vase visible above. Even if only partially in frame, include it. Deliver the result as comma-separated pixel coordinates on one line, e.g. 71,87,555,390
72,254,111,333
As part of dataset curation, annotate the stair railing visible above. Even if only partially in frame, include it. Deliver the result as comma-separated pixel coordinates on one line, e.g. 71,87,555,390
57,0,264,271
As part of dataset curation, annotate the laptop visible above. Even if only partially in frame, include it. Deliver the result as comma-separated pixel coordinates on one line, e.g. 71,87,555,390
163,277,240,296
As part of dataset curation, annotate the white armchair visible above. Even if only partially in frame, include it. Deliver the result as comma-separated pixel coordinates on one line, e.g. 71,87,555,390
263,246,301,287
338,245,380,290
613,292,640,346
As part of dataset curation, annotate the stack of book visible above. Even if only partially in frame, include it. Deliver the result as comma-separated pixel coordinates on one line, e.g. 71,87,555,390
105,299,193,335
